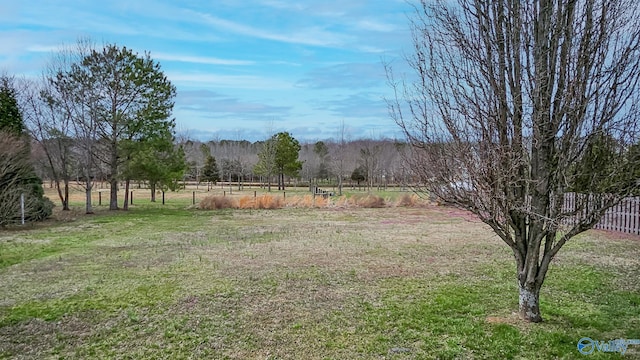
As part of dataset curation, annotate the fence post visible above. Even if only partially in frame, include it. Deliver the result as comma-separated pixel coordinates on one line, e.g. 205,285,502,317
130,191,133,205
192,191,196,205
20,193,25,225
162,191,165,205
99,191,102,206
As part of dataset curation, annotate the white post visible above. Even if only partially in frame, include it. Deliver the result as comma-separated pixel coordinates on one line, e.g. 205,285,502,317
20,193,25,225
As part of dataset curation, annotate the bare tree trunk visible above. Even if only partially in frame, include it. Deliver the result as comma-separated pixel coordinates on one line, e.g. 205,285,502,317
518,283,542,323
61,179,70,211
109,179,118,210
151,182,157,202
123,180,130,210
109,136,119,210
85,179,93,214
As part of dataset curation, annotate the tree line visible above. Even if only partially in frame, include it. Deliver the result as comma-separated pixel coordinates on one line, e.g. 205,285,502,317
182,136,410,194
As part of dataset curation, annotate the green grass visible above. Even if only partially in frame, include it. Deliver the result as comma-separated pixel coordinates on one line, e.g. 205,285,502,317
0,197,638,359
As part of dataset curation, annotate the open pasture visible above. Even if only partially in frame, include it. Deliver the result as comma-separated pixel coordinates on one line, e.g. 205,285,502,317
0,188,638,359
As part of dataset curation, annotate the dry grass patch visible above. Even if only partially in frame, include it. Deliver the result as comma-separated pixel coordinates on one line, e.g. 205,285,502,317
356,194,386,208
395,193,425,207
255,194,284,209
198,195,237,209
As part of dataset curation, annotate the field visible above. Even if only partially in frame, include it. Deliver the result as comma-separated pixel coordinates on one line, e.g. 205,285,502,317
0,186,639,359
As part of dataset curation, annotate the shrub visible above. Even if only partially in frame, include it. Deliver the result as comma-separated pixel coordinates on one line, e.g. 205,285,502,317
355,195,385,208
286,195,329,208
0,133,52,226
396,193,419,207
238,196,255,209
255,194,284,209
198,195,236,210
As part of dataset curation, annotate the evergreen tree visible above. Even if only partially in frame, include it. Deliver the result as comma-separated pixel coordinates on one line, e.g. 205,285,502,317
0,77,24,135
201,155,220,185
351,166,367,187
60,44,176,210
273,132,302,190
124,126,186,202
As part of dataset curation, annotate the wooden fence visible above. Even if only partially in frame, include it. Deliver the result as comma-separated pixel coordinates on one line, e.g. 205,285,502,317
563,193,640,235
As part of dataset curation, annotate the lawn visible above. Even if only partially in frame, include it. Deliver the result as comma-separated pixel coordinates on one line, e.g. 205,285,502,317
0,188,638,359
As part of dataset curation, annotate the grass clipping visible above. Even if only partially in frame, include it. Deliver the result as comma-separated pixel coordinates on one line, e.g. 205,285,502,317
198,193,425,210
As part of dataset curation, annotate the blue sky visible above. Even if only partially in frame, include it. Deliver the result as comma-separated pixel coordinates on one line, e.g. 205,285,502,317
0,1,414,142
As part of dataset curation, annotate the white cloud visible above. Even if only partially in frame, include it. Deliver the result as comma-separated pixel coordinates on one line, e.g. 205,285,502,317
166,72,293,90
354,19,397,32
188,11,351,47
153,53,254,66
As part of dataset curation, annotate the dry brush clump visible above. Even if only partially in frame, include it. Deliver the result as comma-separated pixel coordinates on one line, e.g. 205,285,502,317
395,193,426,207
238,196,256,209
255,194,285,209
355,195,386,208
199,193,427,211
286,194,329,208
198,195,237,210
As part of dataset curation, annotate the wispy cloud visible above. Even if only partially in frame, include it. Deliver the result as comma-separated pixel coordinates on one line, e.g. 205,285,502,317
188,11,351,47
153,53,254,66
353,19,398,32
167,72,293,90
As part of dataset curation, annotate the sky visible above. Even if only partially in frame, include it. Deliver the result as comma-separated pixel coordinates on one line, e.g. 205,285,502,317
0,1,415,142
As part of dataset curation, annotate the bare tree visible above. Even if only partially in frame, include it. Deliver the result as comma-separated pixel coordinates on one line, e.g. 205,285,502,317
44,39,99,214
387,0,640,322
20,77,72,211
329,121,351,195
254,138,277,191
357,139,382,192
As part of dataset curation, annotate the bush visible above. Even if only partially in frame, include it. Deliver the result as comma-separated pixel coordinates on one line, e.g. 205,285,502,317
198,195,236,210
286,195,328,208
354,195,386,208
0,133,52,226
396,193,419,207
238,196,255,209
255,194,284,209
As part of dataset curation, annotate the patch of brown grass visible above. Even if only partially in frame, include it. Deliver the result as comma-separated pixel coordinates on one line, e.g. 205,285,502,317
238,196,256,209
395,193,419,207
286,195,329,208
354,195,386,208
198,195,237,210
255,194,284,209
